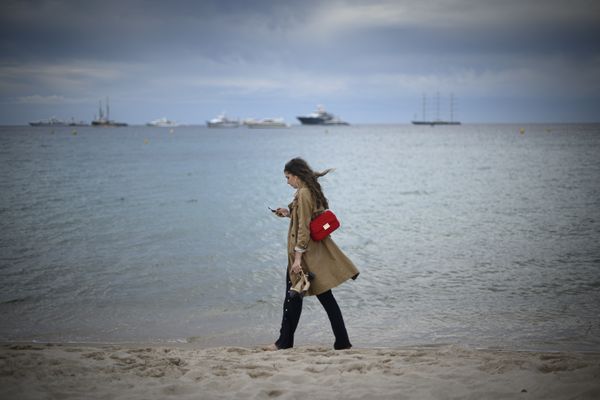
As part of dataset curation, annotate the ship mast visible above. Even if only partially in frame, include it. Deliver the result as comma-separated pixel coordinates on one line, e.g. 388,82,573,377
435,91,440,122
450,93,455,123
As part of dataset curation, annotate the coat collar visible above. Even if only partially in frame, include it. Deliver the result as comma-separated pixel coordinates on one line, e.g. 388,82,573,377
293,180,306,194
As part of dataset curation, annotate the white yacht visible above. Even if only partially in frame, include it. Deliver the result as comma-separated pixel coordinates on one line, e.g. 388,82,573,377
244,118,290,129
207,113,240,128
146,117,178,127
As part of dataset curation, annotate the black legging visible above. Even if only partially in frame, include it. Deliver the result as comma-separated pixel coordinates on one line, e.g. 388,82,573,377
275,274,352,350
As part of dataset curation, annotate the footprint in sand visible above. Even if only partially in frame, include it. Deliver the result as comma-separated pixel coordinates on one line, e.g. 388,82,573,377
82,352,106,361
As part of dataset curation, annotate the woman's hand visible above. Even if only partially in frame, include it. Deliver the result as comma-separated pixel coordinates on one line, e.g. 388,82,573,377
275,208,290,218
291,251,303,274
291,260,303,275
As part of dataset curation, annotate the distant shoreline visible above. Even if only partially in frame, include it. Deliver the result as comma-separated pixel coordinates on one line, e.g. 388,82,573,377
2,122,600,127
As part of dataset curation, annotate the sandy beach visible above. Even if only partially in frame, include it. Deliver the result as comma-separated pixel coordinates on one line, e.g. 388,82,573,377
1,343,599,400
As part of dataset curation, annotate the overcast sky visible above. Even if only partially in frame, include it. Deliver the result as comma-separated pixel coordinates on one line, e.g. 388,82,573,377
1,0,599,124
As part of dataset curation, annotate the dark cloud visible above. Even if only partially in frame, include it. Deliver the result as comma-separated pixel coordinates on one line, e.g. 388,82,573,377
0,0,599,123
0,0,310,61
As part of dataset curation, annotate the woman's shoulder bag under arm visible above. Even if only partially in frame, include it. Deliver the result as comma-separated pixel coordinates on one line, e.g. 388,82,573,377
310,210,340,241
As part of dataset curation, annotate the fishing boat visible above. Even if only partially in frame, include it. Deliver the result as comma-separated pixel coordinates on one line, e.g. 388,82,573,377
297,106,349,125
207,113,240,128
91,98,128,127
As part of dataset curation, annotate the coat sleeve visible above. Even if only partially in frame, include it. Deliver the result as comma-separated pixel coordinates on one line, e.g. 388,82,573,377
294,188,313,252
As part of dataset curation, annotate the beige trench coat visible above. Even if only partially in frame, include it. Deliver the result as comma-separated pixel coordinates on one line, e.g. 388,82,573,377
287,185,359,296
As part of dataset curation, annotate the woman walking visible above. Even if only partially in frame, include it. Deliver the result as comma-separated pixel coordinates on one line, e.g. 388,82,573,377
268,158,359,350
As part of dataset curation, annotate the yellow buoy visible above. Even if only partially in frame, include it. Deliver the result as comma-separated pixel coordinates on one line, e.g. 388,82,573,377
519,128,525,135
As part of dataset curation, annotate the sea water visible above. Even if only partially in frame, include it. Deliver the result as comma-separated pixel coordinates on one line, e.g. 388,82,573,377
1,124,599,351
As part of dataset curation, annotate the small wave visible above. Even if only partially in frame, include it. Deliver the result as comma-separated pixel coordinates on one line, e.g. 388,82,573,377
397,190,430,196
1,297,30,305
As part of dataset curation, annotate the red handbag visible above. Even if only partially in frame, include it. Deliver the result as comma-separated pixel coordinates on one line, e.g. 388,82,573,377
310,210,340,241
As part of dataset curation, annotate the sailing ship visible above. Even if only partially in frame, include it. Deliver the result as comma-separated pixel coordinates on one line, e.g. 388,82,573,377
412,93,461,126
91,98,128,127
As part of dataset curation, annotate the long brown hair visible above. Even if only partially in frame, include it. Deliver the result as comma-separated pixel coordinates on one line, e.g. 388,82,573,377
284,158,333,209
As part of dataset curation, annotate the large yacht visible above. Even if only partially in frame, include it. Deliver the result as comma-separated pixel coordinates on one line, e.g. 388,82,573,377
297,105,349,125
244,117,289,129
207,113,240,128
146,117,178,127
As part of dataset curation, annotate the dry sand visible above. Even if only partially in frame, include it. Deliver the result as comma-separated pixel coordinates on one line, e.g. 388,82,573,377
1,343,599,399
